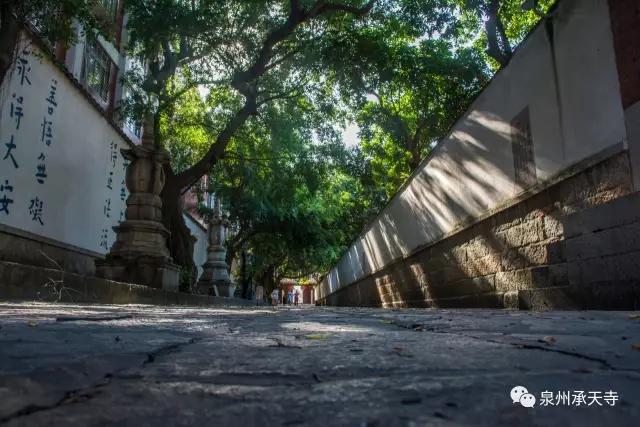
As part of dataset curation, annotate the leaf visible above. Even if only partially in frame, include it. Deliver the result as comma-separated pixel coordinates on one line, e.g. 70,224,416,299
27,321,38,327
304,334,330,340
628,314,640,320
538,336,556,345
631,343,640,351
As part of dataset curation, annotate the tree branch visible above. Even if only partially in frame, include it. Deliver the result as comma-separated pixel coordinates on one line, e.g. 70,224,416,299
173,0,376,190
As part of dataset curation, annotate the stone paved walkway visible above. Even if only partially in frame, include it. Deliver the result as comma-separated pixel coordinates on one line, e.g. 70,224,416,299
0,303,639,426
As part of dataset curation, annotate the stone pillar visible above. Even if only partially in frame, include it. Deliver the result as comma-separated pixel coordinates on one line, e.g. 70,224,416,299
95,114,179,291
196,197,235,297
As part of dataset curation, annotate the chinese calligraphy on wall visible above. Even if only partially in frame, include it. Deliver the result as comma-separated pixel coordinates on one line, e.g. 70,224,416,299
0,39,128,254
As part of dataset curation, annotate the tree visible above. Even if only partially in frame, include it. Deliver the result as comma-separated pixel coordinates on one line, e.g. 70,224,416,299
119,0,377,286
322,6,487,197
356,40,487,195
199,92,373,292
120,0,551,289
454,0,554,67
321,0,554,200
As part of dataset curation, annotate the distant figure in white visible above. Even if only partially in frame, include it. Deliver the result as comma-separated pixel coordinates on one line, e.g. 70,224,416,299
271,288,279,306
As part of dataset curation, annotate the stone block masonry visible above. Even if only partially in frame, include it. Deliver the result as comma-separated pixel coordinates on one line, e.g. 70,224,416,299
319,151,640,310
0,260,253,306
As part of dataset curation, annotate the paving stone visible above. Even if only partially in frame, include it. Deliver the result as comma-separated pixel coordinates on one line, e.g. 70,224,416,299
1,303,639,426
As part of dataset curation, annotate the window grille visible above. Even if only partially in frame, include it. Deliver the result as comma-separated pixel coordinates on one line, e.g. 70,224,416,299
511,107,536,189
81,40,112,105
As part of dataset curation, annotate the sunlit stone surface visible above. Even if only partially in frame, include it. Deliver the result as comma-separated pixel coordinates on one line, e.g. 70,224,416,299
0,303,639,426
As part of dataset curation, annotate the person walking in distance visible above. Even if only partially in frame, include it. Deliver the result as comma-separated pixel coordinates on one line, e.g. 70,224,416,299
271,288,279,306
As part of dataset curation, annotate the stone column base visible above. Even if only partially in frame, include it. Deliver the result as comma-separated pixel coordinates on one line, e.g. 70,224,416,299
215,282,236,297
195,280,216,296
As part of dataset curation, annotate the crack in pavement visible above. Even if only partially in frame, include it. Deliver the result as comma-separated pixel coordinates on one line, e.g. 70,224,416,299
380,319,620,370
268,337,302,349
143,338,200,366
443,332,619,371
55,315,134,322
0,374,112,424
0,338,202,424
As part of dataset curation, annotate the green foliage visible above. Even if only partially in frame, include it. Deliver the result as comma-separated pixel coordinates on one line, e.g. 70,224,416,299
203,94,375,279
451,0,555,69
116,0,553,282
3,0,112,45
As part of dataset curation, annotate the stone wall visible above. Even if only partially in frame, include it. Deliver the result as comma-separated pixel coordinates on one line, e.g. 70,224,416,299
319,150,639,310
0,224,100,276
0,260,253,306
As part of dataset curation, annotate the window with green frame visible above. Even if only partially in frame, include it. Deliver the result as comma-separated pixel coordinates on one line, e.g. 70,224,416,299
81,40,113,105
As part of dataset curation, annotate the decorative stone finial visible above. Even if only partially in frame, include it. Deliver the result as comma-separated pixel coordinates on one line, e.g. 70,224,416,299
95,119,179,291
196,196,235,296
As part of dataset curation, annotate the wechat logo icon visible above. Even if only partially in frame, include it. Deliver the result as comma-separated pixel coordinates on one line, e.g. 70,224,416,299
511,386,536,408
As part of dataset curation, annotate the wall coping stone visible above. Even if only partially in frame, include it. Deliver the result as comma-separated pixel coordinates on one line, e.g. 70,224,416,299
0,260,252,306
0,223,104,260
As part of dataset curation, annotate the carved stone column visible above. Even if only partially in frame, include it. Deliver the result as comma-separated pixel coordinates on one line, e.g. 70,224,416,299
196,197,235,297
95,114,180,291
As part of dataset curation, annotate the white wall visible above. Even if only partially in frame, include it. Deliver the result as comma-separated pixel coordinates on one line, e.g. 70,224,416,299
0,37,211,271
319,0,626,300
0,37,129,255
184,213,208,277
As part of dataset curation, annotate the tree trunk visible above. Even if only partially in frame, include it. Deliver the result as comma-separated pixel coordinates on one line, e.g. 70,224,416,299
162,170,197,292
261,264,276,295
225,243,236,272
483,0,511,66
408,148,421,171
150,0,377,291
0,5,20,87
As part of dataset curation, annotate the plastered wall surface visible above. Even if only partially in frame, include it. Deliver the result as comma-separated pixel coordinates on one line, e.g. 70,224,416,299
185,214,208,277
0,38,129,255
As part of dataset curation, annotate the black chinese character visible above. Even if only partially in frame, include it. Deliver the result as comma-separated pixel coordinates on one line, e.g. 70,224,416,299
46,80,58,114
41,117,53,146
0,180,14,215
10,94,23,130
29,197,44,225
110,141,118,168
104,198,111,217
3,135,18,168
99,228,109,250
36,153,47,184
16,51,31,86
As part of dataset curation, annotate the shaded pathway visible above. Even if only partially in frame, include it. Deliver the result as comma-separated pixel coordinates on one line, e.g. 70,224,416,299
1,303,639,426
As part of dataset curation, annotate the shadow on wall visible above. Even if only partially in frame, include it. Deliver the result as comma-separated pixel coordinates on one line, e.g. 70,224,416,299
321,152,636,310
333,111,513,305
350,111,514,291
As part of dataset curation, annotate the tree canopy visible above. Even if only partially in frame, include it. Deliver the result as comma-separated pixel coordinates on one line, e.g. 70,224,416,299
0,0,553,290
1,0,554,289
120,0,553,288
